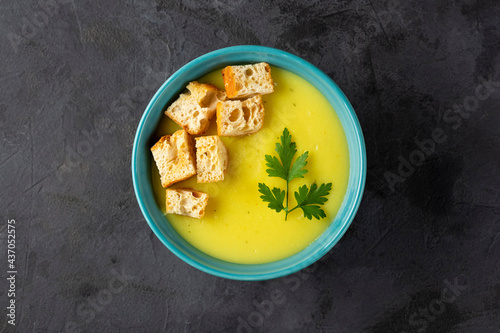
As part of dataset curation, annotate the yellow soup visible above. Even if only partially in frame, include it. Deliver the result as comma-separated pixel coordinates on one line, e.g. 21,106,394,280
151,67,349,264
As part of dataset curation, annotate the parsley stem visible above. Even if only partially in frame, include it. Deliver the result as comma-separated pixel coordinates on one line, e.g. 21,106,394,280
285,181,289,220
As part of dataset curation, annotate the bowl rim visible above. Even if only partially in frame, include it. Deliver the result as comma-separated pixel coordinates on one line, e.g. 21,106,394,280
132,45,366,281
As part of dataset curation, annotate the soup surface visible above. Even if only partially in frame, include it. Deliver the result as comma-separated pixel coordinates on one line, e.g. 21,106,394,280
151,67,349,264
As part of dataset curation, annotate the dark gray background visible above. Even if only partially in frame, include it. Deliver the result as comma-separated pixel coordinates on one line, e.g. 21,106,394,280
1,0,500,332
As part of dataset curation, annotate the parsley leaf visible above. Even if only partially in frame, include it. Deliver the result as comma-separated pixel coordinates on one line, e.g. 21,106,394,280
292,183,333,220
259,128,332,221
265,128,308,182
258,183,285,213
289,151,308,181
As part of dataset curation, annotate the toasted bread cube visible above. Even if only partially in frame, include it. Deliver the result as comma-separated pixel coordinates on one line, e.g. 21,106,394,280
151,130,196,188
221,62,274,99
165,81,226,135
195,136,228,183
216,94,265,136
166,189,209,219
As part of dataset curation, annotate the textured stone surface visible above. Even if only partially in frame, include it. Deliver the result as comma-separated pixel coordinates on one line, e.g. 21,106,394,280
1,0,500,332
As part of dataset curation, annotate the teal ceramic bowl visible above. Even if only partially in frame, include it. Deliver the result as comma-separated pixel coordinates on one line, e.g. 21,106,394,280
132,45,366,281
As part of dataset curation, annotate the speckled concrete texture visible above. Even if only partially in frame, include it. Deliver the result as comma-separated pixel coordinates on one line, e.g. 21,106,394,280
1,0,500,332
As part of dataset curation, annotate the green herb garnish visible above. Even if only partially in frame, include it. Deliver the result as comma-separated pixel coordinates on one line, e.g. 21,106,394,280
258,128,332,220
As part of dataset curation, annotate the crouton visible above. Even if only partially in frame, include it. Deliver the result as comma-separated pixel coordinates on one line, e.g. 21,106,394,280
165,188,209,219
216,94,265,136
151,130,196,188
195,136,228,183
221,62,274,99
165,81,226,135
